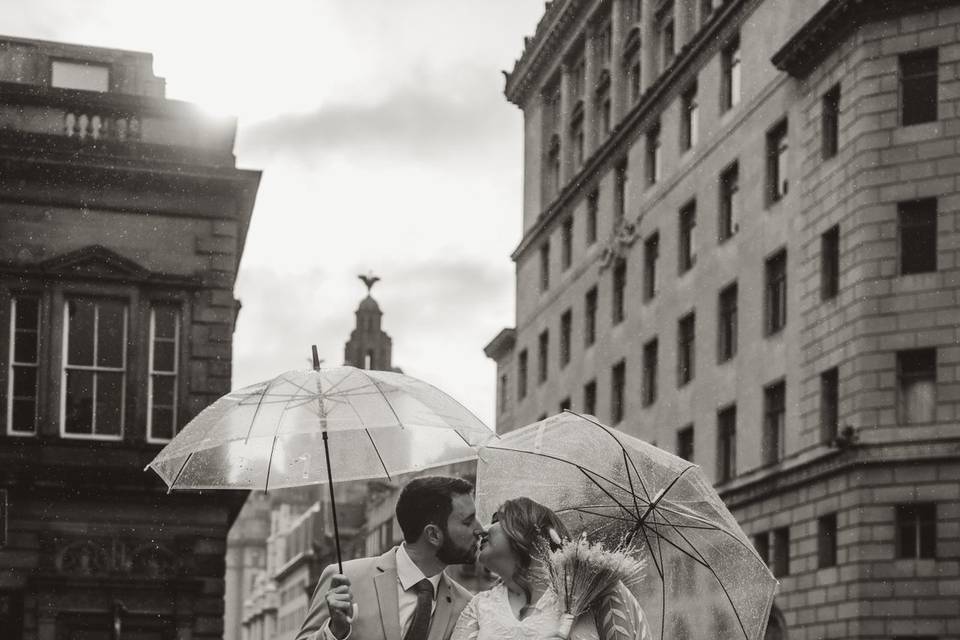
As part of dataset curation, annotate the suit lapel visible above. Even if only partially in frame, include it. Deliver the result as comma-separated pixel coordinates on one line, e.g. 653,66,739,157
374,549,402,640
426,575,455,640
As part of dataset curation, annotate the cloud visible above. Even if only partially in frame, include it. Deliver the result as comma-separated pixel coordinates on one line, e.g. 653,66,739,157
236,65,515,164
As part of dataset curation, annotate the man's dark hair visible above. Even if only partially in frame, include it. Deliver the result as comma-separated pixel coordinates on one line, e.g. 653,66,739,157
396,476,474,543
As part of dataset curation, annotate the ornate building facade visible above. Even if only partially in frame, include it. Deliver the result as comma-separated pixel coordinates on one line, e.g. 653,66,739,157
485,1,960,639
0,35,261,639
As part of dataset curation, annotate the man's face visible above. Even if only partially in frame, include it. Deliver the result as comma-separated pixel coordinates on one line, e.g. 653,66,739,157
436,493,483,565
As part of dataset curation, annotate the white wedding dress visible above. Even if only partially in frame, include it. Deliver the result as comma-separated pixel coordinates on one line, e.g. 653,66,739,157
451,582,653,640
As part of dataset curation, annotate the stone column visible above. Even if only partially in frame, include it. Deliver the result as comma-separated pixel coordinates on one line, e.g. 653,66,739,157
641,3,658,94
583,29,596,159
558,64,572,184
610,0,626,124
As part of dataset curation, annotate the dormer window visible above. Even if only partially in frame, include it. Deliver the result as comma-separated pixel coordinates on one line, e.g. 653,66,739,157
51,60,110,92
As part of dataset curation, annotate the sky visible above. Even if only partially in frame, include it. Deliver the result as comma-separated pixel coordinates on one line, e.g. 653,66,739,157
4,0,546,427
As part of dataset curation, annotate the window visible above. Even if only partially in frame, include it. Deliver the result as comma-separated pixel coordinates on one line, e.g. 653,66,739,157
899,199,938,274
538,330,549,384
643,232,659,300
498,374,508,414
767,120,789,203
62,299,127,438
677,313,695,386
678,201,697,273
572,57,586,99
597,81,612,138
572,109,586,169
539,242,550,292
896,503,937,559
718,282,737,362
700,0,715,24
820,367,839,444
584,286,598,347
559,397,571,412
583,379,597,416
560,309,572,367
661,18,675,71
681,83,699,150
821,225,840,299
596,21,612,66
586,191,598,245
765,249,787,335
147,305,180,442
561,217,574,271
762,380,786,465
51,60,110,92
900,49,938,126
611,360,626,423
721,37,741,111
817,514,838,568
642,338,658,407
677,424,694,461
547,135,562,197
719,162,739,241
772,527,790,577
518,350,528,400
646,124,661,186
627,42,642,104
612,258,627,325
753,532,770,564
614,160,628,223
717,405,736,482
897,348,936,424
822,84,840,159
7,297,40,435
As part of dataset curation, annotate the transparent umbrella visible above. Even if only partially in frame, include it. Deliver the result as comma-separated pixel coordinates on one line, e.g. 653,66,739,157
476,411,777,640
147,349,495,570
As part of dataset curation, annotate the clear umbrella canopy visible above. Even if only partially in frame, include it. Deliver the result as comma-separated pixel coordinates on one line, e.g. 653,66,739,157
147,366,494,491
476,412,777,640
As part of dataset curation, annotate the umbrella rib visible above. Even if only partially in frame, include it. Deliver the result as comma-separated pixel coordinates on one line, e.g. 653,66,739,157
365,429,392,481
242,375,280,445
564,409,653,502
166,451,195,494
654,509,753,640
482,445,635,496
556,506,639,524
362,372,406,430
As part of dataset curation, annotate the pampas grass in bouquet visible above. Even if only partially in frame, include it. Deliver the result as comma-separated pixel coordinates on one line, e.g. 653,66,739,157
538,532,647,639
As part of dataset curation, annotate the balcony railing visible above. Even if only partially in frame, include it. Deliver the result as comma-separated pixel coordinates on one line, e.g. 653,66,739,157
63,111,141,142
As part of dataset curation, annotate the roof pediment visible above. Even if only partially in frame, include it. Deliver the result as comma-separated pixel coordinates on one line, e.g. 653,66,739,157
38,244,150,278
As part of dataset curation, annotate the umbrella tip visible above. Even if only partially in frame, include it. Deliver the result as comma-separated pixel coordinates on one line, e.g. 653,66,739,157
311,345,321,370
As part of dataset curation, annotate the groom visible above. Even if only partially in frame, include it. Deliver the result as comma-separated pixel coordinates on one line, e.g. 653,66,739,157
296,476,483,640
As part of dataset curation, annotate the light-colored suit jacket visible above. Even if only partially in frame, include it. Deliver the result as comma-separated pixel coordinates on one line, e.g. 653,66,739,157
296,548,473,640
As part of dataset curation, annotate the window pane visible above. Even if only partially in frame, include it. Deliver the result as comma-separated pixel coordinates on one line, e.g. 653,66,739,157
12,366,37,398
95,371,124,436
152,374,176,407
153,341,176,373
151,407,174,441
154,307,178,339
13,329,37,364
12,397,37,433
64,369,94,434
96,301,125,368
67,300,95,366
15,297,39,330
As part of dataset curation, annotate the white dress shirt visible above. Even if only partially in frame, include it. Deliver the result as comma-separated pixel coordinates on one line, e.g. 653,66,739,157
321,545,443,640
396,543,444,637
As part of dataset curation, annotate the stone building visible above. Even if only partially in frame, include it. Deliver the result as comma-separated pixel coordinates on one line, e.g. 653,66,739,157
485,1,960,639
0,35,261,639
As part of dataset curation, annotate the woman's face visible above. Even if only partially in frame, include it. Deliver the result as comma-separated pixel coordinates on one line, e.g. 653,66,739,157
477,521,518,581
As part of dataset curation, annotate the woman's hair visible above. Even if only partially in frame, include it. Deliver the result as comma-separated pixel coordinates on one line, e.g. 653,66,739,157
492,497,571,606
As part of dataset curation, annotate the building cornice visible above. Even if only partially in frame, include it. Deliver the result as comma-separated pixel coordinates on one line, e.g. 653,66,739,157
771,0,958,78
504,0,580,107
718,439,960,509
483,327,517,360
510,0,753,262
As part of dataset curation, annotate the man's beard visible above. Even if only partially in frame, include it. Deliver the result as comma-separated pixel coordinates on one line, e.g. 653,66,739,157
436,530,476,565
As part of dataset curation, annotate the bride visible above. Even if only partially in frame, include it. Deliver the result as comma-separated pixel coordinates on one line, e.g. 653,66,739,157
452,498,652,640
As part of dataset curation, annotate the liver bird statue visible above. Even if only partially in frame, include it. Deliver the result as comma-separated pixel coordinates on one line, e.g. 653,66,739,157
359,272,380,294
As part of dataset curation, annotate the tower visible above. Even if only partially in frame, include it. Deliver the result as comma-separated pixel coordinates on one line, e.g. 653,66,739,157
343,273,395,371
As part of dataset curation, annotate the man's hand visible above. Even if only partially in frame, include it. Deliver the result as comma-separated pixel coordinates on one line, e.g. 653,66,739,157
325,574,354,640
